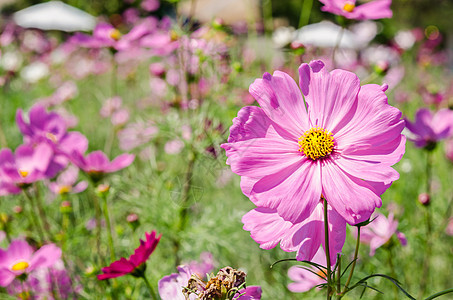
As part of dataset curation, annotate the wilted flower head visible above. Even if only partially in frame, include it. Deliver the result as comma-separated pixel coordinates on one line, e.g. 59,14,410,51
0,240,61,287
98,231,161,280
405,108,453,149
319,0,392,20
357,212,407,256
222,60,405,226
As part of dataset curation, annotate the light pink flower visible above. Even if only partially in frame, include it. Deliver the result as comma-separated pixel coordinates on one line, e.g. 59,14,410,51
288,248,328,293
222,60,405,225
319,0,393,20
357,212,407,256
118,121,158,151
405,108,453,149
48,165,88,195
165,139,184,155
242,201,345,264
0,240,61,287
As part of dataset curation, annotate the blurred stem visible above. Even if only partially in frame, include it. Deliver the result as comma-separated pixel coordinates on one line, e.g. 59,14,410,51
332,26,344,69
420,151,433,297
262,0,273,33
387,247,398,297
111,53,117,97
101,192,116,262
141,274,157,300
23,189,46,242
336,253,341,299
341,226,360,297
425,288,453,300
298,0,313,28
0,124,7,147
92,191,104,265
323,198,332,300
34,184,52,240
173,151,196,266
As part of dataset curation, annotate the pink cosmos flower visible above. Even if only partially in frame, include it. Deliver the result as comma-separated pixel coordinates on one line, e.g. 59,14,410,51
319,0,393,20
118,121,158,151
242,201,345,264
356,212,407,256
405,108,453,149
186,252,215,279
70,150,135,181
222,60,405,225
48,165,88,195
0,143,53,192
98,231,161,280
288,248,328,293
0,240,61,287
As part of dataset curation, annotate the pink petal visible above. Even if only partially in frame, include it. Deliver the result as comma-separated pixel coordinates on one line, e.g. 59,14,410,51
249,71,308,139
107,153,135,172
351,0,393,20
29,244,61,271
321,160,381,225
7,240,34,262
0,268,15,287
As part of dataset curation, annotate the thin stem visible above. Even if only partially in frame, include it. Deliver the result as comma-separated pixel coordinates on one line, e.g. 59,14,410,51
341,226,360,296
142,274,157,300
173,151,196,266
332,26,344,68
92,191,104,265
298,0,314,28
34,184,52,240
23,189,46,242
336,253,341,299
323,198,332,300
425,288,453,300
262,0,273,33
387,247,398,297
420,151,433,297
101,193,116,262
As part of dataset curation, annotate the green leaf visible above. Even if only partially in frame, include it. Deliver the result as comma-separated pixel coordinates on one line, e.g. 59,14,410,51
350,274,415,300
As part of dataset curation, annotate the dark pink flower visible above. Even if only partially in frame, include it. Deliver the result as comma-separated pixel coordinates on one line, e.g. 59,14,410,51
0,240,61,287
98,231,161,280
319,0,392,20
405,108,453,149
222,60,405,225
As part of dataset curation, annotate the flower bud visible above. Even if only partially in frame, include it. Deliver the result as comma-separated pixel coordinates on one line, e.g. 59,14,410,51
418,193,430,206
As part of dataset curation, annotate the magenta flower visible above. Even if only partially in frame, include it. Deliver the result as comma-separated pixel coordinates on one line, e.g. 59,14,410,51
70,150,135,181
222,60,405,225
288,248,327,293
98,231,161,280
405,108,453,149
0,143,53,190
319,0,392,20
48,165,88,195
242,201,345,264
357,212,407,256
0,240,61,287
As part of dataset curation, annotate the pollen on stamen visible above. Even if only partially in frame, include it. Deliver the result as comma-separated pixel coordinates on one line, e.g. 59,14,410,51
343,2,355,12
298,127,334,160
46,132,58,143
18,170,29,178
11,261,29,271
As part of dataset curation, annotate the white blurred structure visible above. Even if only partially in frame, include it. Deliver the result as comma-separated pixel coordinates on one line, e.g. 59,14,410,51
293,21,376,49
13,1,96,32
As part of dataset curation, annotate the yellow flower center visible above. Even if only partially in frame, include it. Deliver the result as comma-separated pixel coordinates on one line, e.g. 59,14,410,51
46,132,58,143
18,170,29,178
59,185,72,194
11,261,29,271
109,29,121,41
298,127,334,160
343,2,355,12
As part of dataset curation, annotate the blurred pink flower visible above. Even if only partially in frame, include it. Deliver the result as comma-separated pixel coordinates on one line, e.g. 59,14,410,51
111,108,130,126
100,97,123,118
319,0,392,20
165,139,184,155
0,240,61,287
141,0,160,12
48,165,88,195
186,252,215,279
287,248,327,293
405,108,453,149
242,201,345,264
357,212,407,256
98,231,161,280
445,218,453,236
222,60,405,225
445,139,453,163
118,121,158,151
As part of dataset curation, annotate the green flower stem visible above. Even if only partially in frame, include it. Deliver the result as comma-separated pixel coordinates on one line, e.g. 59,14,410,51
173,151,196,266
92,191,104,265
101,192,116,262
263,0,273,33
141,274,158,300
23,189,46,242
34,184,53,240
341,226,361,296
420,151,433,297
298,0,314,28
323,198,332,300
424,288,453,300
336,253,341,300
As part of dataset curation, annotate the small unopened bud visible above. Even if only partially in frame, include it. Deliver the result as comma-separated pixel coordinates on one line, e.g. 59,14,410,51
127,213,140,231
418,193,430,206
60,201,72,213
13,206,23,214
96,184,110,196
